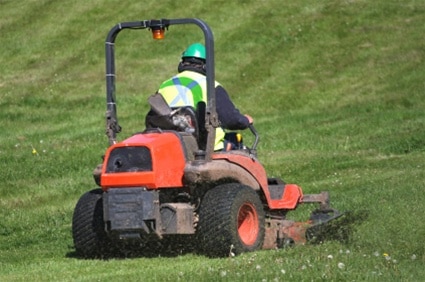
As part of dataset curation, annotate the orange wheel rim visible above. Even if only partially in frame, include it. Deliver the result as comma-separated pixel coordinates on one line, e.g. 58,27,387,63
237,202,259,246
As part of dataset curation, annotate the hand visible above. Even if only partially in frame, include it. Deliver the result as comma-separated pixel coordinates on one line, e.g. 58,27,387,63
244,114,253,124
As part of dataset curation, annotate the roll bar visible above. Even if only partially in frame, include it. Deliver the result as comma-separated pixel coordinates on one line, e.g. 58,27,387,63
104,18,218,160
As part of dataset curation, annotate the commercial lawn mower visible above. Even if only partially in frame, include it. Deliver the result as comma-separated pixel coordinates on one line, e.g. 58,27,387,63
72,18,354,258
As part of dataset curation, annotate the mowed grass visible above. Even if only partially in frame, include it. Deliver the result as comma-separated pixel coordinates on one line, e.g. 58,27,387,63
1,0,424,281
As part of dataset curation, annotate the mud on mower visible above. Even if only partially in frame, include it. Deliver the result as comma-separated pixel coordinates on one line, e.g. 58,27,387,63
72,18,352,258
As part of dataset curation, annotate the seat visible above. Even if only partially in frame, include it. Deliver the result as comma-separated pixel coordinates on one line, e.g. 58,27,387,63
171,106,199,140
145,93,201,142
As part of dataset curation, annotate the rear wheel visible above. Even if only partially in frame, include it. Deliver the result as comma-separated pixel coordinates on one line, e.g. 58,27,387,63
72,189,111,258
197,183,265,257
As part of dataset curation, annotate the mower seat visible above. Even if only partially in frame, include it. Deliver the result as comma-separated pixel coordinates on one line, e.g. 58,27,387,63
171,106,199,140
145,93,202,143
145,106,198,136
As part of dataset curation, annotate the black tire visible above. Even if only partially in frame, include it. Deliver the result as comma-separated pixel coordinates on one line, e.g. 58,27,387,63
197,183,265,257
72,189,111,258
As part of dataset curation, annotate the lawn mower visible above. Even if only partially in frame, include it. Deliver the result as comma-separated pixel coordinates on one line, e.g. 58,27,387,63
72,18,351,258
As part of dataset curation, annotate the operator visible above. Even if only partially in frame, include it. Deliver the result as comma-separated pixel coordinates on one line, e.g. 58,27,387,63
151,43,253,151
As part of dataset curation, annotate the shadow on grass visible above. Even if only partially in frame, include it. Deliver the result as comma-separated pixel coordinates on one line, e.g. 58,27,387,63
66,211,369,261
66,235,197,260
306,210,369,245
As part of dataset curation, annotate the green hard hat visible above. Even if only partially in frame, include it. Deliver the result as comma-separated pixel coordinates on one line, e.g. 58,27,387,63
182,43,206,60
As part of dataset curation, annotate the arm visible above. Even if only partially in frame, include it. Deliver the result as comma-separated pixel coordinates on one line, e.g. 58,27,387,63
216,86,251,130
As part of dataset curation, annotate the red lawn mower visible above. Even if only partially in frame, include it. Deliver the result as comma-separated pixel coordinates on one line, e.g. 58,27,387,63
72,18,352,258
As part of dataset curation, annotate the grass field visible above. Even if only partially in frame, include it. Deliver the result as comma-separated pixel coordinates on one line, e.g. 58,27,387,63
1,0,424,281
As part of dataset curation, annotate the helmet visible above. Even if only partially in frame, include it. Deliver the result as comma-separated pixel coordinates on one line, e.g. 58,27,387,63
182,43,206,60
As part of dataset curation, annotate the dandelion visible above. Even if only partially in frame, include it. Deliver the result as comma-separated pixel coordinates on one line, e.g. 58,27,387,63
411,254,417,260
383,253,391,261
32,146,38,155
255,264,261,271
337,262,345,269
281,269,286,275
327,254,333,259
373,251,380,257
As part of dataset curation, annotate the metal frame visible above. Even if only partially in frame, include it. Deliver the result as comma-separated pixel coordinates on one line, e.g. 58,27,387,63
104,18,218,159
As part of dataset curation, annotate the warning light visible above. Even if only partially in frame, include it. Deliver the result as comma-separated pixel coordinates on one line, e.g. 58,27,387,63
151,28,165,40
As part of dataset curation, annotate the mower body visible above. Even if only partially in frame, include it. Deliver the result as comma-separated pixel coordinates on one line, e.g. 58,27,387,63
99,130,304,237
72,18,347,258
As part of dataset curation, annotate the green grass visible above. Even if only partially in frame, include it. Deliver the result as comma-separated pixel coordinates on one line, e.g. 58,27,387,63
1,0,424,280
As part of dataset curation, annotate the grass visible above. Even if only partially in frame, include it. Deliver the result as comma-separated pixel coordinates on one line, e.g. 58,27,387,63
1,0,424,280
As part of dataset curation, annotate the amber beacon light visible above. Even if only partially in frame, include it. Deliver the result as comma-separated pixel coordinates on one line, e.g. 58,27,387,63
151,27,165,39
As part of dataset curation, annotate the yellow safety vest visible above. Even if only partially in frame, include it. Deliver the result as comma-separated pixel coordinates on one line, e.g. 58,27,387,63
158,71,225,151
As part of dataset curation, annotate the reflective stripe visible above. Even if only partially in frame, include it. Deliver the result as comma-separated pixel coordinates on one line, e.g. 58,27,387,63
158,71,225,150
168,77,203,106
169,77,190,106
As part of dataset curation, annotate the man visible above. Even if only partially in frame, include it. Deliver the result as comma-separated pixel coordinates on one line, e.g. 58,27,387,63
152,43,253,151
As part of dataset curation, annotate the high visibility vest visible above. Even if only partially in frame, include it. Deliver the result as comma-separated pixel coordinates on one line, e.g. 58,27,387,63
158,71,225,151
